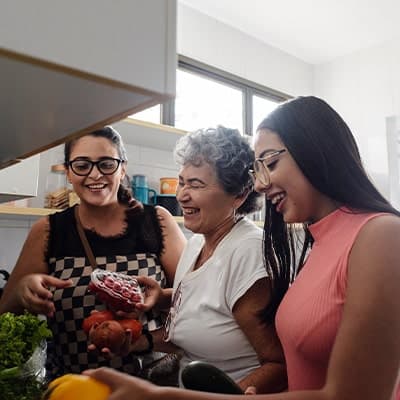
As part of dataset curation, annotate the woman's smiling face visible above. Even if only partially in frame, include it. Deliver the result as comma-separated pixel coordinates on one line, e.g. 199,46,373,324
176,161,240,235
66,135,125,207
254,129,336,223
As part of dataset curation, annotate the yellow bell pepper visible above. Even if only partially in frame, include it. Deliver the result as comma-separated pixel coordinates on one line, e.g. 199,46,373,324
42,373,110,400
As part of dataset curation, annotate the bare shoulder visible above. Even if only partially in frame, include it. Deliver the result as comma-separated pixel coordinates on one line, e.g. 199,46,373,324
356,213,400,245
154,205,184,240
155,204,171,217
350,213,400,276
155,205,175,224
30,216,50,234
28,217,50,241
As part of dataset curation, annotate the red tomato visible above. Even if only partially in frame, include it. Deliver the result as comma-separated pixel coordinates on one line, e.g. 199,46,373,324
89,320,126,353
82,310,114,334
118,319,143,343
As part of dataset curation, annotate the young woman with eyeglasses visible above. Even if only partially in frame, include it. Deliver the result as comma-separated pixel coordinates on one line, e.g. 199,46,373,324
84,97,399,400
0,126,186,378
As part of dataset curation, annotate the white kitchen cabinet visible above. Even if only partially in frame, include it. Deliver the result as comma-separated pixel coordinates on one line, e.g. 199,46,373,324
0,155,39,203
0,0,177,168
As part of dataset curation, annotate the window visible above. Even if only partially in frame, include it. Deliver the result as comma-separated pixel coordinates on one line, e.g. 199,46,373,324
252,94,280,134
129,104,161,124
174,69,243,132
129,56,289,134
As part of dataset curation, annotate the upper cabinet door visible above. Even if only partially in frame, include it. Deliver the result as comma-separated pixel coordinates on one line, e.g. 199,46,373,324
0,155,40,203
0,0,177,168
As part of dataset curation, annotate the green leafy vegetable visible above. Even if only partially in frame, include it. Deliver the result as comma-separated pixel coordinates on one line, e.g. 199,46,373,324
0,311,52,399
1,375,45,400
0,311,52,371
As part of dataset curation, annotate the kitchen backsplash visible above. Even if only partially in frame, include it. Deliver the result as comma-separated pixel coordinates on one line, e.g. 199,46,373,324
0,217,37,273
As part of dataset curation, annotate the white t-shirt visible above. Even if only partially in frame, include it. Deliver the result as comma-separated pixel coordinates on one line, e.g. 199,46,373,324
170,218,267,382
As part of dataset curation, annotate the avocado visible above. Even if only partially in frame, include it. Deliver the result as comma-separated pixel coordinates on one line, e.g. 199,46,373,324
181,361,243,395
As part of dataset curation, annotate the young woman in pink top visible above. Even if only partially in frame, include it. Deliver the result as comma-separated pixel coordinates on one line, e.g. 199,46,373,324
84,96,399,400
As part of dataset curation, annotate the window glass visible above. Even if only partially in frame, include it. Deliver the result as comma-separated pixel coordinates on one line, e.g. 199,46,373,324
175,69,243,133
252,95,280,134
129,104,161,124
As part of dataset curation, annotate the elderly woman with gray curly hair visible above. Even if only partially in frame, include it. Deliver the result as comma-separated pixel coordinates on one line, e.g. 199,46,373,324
124,126,287,394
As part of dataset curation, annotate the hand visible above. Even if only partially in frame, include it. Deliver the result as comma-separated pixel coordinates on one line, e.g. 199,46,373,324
88,328,132,359
135,276,163,312
244,386,257,395
113,308,141,320
16,273,72,317
89,330,150,357
84,367,157,400
86,318,145,359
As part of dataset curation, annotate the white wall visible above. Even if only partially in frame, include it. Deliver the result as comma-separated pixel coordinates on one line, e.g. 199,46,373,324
177,4,313,96
314,38,400,201
0,218,37,274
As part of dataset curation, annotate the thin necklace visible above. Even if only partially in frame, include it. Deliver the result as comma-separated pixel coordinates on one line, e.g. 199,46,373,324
195,218,240,269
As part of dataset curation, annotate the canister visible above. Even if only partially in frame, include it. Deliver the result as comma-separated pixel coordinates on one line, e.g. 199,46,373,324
132,174,156,204
160,177,178,195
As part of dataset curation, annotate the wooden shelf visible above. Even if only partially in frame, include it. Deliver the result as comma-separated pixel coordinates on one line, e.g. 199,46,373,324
0,207,264,227
174,215,264,227
114,118,187,151
0,206,60,217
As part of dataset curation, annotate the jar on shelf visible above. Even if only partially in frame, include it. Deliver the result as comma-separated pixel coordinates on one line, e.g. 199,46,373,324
44,164,79,209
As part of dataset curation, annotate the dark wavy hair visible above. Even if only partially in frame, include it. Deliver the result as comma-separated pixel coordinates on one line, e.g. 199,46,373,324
64,126,134,205
257,96,400,323
174,126,262,215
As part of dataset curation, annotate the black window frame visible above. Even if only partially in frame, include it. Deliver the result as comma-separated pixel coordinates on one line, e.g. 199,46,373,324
161,55,291,135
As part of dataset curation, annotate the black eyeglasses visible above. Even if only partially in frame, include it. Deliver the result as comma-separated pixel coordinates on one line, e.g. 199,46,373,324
248,149,286,186
68,157,124,176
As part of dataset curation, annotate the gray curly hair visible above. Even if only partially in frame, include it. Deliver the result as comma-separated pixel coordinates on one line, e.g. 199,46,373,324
174,126,261,215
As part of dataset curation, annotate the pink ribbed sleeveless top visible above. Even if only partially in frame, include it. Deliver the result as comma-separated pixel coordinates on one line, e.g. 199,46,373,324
276,208,398,397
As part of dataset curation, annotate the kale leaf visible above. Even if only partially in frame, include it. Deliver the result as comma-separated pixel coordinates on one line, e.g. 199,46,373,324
0,311,52,371
0,312,52,399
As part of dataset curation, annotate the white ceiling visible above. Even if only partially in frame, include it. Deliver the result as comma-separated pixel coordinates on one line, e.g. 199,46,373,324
179,0,400,64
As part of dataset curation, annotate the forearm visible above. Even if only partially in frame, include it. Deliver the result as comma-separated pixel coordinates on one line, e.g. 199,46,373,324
131,328,182,355
152,327,182,353
0,283,25,315
154,386,332,400
237,361,287,394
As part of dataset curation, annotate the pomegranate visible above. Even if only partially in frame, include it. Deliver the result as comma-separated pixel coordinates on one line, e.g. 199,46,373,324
89,320,126,353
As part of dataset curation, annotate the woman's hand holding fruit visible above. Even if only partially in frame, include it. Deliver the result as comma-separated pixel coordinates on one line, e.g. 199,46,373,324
135,275,172,312
82,310,143,357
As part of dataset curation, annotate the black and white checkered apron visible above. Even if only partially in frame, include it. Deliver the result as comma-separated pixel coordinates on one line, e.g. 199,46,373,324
45,205,166,377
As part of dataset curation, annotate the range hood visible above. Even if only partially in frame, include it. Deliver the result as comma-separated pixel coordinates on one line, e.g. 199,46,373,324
0,0,177,170
0,48,171,168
